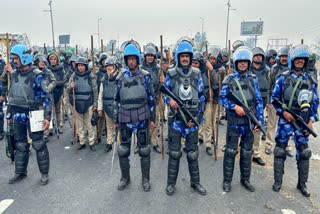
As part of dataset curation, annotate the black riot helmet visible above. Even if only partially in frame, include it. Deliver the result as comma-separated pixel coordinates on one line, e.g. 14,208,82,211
193,51,204,65
278,46,290,57
252,47,265,64
266,49,277,59
76,57,88,70
99,53,108,65
144,46,156,56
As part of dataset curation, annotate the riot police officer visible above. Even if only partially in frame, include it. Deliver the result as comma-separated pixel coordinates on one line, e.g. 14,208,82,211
1,45,52,185
219,46,264,192
271,45,319,197
113,41,156,192
164,39,207,196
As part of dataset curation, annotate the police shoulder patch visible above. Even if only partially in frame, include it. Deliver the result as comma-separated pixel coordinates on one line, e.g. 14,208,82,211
140,68,150,76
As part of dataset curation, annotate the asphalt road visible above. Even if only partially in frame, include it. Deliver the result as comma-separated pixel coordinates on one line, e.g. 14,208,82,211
0,117,319,214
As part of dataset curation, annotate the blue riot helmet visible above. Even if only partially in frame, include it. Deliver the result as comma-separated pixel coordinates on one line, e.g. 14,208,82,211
288,44,310,70
233,46,253,73
175,41,193,66
10,44,33,67
123,43,141,66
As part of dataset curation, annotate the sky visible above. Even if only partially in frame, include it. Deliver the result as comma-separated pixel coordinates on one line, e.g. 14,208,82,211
1,0,320,50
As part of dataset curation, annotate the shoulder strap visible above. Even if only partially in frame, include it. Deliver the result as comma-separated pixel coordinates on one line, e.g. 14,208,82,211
288,75,303,109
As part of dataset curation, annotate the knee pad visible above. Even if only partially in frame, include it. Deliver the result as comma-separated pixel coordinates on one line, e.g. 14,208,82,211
274,146,286,159
187,150,199,161
225,147,238,159
32,140,46,151
169,150,182,160
139,146,151,157
137,128,148,147
299,148,312,160
240,148,253,159
118,145,130,157
15,142,30,152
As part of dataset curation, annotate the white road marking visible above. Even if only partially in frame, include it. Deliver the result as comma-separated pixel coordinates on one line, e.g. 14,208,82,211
0,199,14,214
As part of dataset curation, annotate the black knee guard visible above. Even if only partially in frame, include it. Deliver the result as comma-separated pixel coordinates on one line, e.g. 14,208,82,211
240,148,253,181
297,144,311,183
118,145,130,179
223,147,238,182
33,140,50,174
139,146,151,179
274,146,286,184
15,142,30,175
167,150,182,185
187,150,200,184
137,128,148,147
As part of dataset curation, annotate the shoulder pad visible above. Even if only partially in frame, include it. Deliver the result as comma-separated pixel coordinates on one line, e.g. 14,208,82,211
281,70,290,77
249,73,256,78
309,74,317,85
33,68,43,75
140,69,150,76
89,73,95,79
116,71,124,81
156,64,161,69
168,68,177,78
272,63,278,69
191,67,200,75
222,74,233,85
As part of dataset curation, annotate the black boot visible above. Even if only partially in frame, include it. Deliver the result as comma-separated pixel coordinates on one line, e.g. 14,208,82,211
118,156,131,190
240,148,255,192
104,144,112,153
78,144,86,150
297,148,311,197
273,146,286,192
153,145,161,154
187,151,206,195
9,173,27,184
40,173,49,185
140,148,151,192
223,147,237,192
166,151,181,196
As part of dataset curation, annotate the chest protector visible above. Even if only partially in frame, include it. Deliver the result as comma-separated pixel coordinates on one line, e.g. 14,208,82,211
224,74,256,125
142,62,160,95
73,72,93,114
102,76,117,118
49,65,64,102
282,71,313,112
9,67,42,110
274,64,288,82
118,69,150,123
168,67,200,121
251,66,269,98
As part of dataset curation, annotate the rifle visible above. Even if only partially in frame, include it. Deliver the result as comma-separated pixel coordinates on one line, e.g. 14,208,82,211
159,35,164,159
206,44,216,160
226,91,266,136
5,113,15,164
272,98,317,137
160,85,200,127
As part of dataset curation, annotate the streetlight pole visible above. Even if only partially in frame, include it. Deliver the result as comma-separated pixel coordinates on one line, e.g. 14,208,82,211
225,0,236,49
97,18,102,51
44,0,55,50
